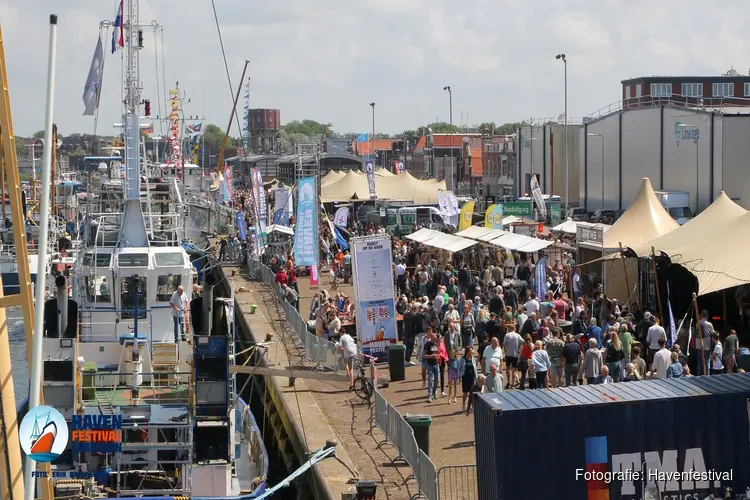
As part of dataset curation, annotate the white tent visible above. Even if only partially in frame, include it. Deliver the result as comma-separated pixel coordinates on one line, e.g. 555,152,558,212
456,226,495,239
552,218,578,234
602,178,679,249
266,224,294,236
320,170,448,204
405,228,476,252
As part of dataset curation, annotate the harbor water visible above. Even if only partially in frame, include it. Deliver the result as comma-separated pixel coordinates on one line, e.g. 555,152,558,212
8,306,29,402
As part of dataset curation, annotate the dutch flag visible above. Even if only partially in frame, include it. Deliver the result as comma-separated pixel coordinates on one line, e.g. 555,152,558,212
111,0,124,54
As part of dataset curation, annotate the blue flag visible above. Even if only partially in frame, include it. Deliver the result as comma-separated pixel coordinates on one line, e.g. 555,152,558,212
355,133,369,142
333,225,348,250
237,211,247,240
273,209,289,226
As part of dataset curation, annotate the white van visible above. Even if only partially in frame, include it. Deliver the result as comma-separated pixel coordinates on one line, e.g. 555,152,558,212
397,206,449,234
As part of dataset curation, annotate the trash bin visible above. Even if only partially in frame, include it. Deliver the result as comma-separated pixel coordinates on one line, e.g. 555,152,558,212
355,480,377,499
405,414,432,456
388,344,406,382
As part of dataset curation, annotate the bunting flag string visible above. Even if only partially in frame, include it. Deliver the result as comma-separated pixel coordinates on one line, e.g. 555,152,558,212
165,88,181,170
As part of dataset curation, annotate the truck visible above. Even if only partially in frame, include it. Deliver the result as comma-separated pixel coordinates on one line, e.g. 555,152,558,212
654,190,693,225
473,373,750,500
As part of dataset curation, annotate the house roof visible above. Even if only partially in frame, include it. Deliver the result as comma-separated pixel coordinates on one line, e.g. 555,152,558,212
470,147,483,176
431,133,481,148
414,136,427,151
352,139,393,156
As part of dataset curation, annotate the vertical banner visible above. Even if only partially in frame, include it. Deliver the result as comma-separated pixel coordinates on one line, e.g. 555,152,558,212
334,207,349,228
530,173,547,219
294,177,318,266
534,255,548,299
310,264,319,289
458,200,475,231
365,161,376,199
352,235,397,360
437,191,451,224
274,188,293,221
484,203,504,229
223,164,233,204
237,211,247,240
255,168,268,227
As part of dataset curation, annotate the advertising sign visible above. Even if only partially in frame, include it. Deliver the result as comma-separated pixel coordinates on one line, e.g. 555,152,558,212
365,161,376,199
484,204,504,229
351,235,397,360
501,201,533,217
529,174,547,219
550,202,562,225
458,201,475,231
293,177,318,266
577,224,604,245
334,207,349,228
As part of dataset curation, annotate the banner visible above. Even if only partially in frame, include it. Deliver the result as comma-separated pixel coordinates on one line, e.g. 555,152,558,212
534,255,548,299
242,78,250,148
274,188,293,219
165,89,181,168
334,207,349,228
351,235,397,360
254,168,268,226
458,201,475,231
293,177,318,266
272,209,289,226
365,161,376,199
310,264,319,289
237,211,247,240
222,164,232,204
484,204,504,229
530,173,547,219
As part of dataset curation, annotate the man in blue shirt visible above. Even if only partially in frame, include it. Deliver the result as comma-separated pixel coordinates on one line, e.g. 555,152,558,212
586,318,603,348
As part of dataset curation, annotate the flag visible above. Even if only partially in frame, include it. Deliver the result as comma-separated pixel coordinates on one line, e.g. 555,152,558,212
111,0,124,54
141,124,154,135
355,133,369,142
458,201,474,231
82,37,104,116
333,207,349,228
185,123,203,136
333,225,349,250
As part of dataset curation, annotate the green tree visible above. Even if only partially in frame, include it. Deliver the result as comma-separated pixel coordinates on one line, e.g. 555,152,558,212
33,130,44,139
281,120,332,137
413,122,459,136
278,129,292,152
496,122,525,134
14,136,27,157
202,124,225,153
479,122,496,134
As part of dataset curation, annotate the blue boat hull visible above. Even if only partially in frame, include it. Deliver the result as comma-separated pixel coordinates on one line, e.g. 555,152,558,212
1,272,38,295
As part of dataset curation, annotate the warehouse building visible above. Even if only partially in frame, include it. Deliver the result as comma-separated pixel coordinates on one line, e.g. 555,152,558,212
580,104,750,212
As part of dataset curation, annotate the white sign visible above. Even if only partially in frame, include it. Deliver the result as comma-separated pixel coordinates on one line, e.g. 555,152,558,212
334,207,349,228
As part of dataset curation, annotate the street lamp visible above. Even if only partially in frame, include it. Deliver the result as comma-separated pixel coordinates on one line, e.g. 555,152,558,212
556,53,568,212
443,86,453,190
588,133,604,210
678,123,699,213
369,102,375,164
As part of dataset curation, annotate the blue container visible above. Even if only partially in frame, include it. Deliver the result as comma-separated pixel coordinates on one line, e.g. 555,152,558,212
474,374,750,500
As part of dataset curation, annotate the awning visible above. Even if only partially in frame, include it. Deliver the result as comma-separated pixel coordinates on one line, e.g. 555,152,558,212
517,238,554,253
405,228,476,252
266,224,294,236
502,216,522,225
477,229,509,242
486,232,553,252
455,226,494,239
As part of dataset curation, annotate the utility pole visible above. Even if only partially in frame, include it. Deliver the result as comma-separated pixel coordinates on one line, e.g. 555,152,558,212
443,86,452,190
369,102,375,164
556,53,568,210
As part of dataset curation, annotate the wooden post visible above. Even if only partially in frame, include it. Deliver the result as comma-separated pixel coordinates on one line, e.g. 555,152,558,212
619,242,631,310
692,293,707,375
650,247,664,322
0,22,52,500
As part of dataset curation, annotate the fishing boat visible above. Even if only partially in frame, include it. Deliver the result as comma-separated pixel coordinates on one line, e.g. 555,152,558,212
19,2,269,497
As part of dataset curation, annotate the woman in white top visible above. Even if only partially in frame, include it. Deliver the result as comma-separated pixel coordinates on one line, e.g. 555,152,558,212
326,311,342,340
337,332,358,389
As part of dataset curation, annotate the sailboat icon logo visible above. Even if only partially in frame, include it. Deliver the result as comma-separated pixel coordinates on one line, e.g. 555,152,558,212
19,405,69,462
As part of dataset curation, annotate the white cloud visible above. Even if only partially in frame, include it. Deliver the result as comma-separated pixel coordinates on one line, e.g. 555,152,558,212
0,0,748,137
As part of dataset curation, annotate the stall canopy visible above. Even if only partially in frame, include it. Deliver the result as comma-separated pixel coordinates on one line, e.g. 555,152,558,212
602,177,679,249
405,228,476,252
456,226,495,239
488,232,554,252
630,191,746,258
552,218,578,234
266,224,294,236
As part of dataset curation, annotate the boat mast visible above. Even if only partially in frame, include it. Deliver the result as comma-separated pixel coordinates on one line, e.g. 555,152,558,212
117,0,148,247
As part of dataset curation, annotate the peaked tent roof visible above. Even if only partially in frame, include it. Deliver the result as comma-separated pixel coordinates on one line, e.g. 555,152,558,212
375,167,395,176
321,170,346,185
602,178,679,249
631,191,747,257
320,169,448,203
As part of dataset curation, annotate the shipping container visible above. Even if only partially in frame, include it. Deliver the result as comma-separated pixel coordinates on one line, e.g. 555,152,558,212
474,374,750,500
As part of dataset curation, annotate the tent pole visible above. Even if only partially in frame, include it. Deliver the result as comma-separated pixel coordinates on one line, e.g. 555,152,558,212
722,289,727,324
619,242,631,311
692,292,707,375
650,246,664,322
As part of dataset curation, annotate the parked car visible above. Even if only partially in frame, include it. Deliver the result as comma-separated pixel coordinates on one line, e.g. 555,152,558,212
590,209,620,225
566,207,589,222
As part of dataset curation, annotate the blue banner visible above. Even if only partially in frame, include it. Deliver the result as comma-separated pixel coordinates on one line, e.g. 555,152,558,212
272,209,289,226
294,177,318,266
365,161,376,199
333,225,348,250
237,211,247,240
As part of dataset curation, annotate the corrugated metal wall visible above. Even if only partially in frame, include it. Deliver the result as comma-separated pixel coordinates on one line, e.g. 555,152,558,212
721,115,750,208
621,107,661,208
582,113,620,211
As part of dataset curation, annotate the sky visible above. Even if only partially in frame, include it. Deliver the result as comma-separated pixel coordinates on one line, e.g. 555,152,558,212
1,0,749,138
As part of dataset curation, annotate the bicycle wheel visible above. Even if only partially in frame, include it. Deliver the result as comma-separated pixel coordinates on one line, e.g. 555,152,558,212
354,376,374,402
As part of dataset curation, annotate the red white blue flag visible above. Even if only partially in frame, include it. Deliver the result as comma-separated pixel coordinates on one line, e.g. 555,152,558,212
111,0,124,54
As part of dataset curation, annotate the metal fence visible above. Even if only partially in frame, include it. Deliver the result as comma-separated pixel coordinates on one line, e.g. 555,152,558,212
250,258,340,372
437,464,477,500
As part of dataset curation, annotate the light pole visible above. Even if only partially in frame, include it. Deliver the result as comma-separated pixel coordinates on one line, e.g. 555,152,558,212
678,123,699,213
369,102,375,164
556,53,568,212
588,133,604,210
443,86,453,190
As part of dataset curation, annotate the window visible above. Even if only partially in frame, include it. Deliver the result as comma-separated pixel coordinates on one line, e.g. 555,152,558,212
118,253,149,267
156,274,182,302
635,84,642,98
501,158,508,176
85,276,112,303
120,277,147,319
650,83,672,97
624,85,631,98
745,82,750,96
712,82,734,97
155,253,185,267
83,252,111,267
681,83,703,97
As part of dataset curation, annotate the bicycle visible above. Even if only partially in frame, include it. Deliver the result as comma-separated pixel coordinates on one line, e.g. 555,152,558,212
352,353,375,404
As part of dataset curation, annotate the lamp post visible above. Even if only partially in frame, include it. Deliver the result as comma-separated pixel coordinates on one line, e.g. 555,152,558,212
678,123,699,213
555,53,568,212
369,102,375,164
588,133,604,210
443,86,453,190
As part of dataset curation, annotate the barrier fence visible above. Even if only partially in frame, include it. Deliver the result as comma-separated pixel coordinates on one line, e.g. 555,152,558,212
249,258,477,499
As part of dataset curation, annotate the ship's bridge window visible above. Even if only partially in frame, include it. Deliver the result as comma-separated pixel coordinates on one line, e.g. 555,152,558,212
83,252,111,267
154,253,185,267
156,274,182,302
118,253,148,267
120,277,147,319
85,276,112,303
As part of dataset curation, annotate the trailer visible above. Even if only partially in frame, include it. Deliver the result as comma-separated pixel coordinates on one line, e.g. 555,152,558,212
474,373,750,500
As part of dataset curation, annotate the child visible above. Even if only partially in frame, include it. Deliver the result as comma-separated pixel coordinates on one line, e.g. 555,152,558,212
447,349,459,403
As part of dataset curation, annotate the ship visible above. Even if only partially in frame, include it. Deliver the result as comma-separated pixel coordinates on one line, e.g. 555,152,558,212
18,1,269,497
29,421,57,459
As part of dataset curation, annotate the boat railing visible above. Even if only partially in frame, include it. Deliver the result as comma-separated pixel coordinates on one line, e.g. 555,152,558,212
79,306,155,343
81,370,193,407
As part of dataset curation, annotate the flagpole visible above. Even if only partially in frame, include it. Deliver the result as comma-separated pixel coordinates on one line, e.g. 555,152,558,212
692,293,707,375
618,242,631,310
650,246,664,322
